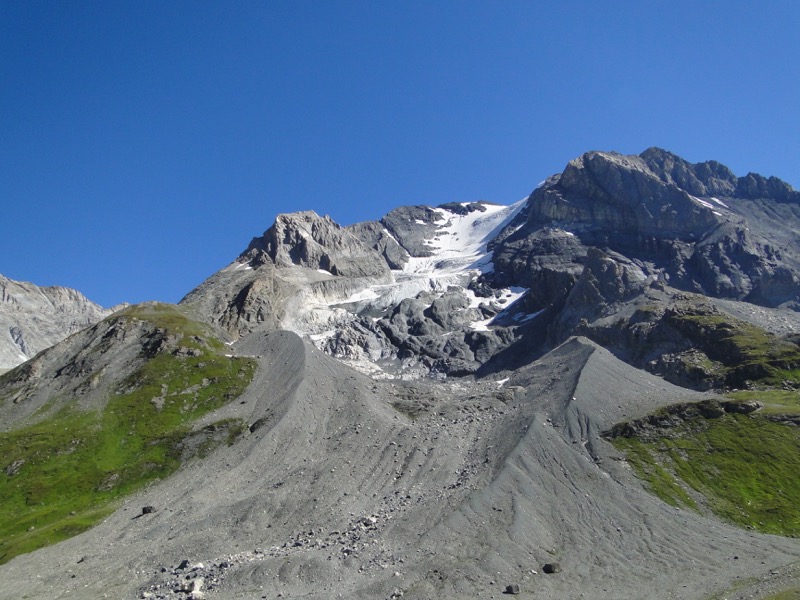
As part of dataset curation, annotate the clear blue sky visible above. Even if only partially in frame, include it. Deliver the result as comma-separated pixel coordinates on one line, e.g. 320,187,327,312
2,1,798,307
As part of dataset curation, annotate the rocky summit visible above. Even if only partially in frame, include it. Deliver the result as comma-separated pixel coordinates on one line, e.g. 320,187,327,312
1,148,800,600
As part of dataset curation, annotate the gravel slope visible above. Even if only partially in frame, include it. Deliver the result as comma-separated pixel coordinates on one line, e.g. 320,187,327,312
1,333,798,600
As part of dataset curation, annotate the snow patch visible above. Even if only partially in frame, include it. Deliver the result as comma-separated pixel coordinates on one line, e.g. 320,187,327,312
468,286,529,331
690,195,715,209
691,195,729,212
710,197,729,208
334,288,380,305
401,199,526,278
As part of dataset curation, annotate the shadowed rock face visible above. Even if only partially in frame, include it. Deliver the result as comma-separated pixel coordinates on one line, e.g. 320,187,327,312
492,147,800,310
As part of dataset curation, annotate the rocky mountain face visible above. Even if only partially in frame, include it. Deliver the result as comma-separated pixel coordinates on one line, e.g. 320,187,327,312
491,148,800,307
182,199,529,377
3,148,800,600
486,148,800,386
0,275,120,371
183,147,800,385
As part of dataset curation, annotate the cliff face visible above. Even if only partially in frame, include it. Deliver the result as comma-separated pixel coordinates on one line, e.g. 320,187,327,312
492,147,800,311
242,211,393,278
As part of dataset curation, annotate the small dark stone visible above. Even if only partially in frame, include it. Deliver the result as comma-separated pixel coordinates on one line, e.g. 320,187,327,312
141,506,155,515
504,583,521,594
543,562,561,574
177,559,191,570
249,417,267,433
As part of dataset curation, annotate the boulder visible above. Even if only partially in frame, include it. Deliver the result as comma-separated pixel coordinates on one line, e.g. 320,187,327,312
543,562,561,574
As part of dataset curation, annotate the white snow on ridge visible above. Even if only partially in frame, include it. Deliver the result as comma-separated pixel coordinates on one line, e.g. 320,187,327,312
690,195,729,212
710,197,729,208
281,198,531,363
402,199,527,277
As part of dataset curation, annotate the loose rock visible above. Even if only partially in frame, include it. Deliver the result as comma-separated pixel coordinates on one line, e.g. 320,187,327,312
543,562,561,574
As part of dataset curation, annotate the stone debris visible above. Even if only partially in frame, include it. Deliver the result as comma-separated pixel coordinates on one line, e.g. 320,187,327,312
543,562,561,574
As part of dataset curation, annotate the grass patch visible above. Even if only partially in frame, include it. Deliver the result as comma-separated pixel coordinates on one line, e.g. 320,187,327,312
612,436,697,509
610,411,800,536
762,590,800,600
0,303,256,564
763,588,800,600
727,389,800,415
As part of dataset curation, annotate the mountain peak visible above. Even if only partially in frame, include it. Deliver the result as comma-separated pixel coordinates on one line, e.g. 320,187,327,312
241,210,390,278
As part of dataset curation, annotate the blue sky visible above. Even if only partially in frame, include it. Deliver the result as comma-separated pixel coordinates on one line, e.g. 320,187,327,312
2,1,798,307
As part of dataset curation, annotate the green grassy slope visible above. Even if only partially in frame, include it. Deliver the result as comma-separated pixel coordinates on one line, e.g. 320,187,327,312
610,395,800,537
0,304,256,564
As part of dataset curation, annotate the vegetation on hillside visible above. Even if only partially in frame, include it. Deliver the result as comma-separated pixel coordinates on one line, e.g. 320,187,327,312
610,394,800,537
0,304,256,564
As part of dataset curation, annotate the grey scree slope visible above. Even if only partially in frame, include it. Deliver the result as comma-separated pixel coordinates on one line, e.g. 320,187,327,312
1,331,797,600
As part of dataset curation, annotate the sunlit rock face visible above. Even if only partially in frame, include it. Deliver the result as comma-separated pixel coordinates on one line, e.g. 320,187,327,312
0,274,120,370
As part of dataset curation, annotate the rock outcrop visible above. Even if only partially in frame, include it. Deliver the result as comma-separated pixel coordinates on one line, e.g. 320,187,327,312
0,274,120,370
242,211,391,278
491,148,800,310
